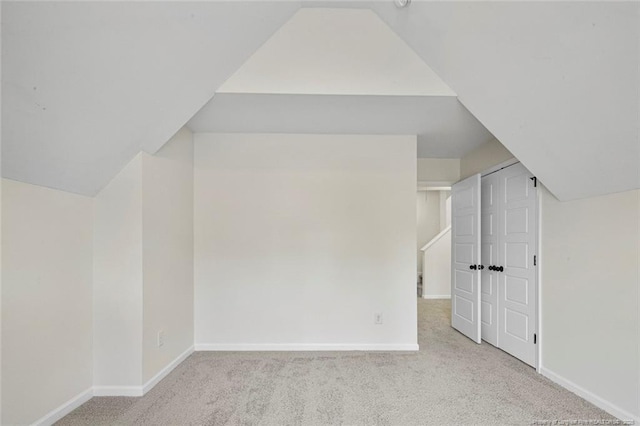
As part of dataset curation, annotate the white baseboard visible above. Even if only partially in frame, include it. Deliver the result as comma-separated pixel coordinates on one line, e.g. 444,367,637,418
32,387,93,426
195,343,419,351
539,366,640,423
422,294,451,299
94,345,195,397
142,345,194,394
92,386,143,397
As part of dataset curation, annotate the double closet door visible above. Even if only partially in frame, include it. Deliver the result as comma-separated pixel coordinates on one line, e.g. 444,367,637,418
451,162,538,367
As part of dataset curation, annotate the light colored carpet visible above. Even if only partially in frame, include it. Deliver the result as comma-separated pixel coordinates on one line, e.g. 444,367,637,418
57,299,614,425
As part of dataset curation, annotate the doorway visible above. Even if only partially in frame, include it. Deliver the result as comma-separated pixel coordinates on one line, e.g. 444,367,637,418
417,187,452,299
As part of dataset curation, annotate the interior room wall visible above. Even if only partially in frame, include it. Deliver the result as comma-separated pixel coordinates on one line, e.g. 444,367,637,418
93,154,144,389
2,179,93,425
416,190,440,272
194,133,417,350
417,158,460,184
94,126,195,392
218,8,453,97
422,228,451,299
1,7,4,416
540,187,640,420
440,190,451,229
142,127,194,383
459,138,514,179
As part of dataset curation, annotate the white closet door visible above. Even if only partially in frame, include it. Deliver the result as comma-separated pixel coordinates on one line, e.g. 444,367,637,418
497,163,538,367
480,174,499,346
451,174,481,344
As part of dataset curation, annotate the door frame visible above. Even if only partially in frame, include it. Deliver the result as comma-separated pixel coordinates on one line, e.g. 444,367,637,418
535,181,542,373
480,159,541,372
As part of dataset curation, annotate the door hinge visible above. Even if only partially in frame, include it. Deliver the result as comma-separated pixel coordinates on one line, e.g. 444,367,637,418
533,255,537,266
530,176,537,187
534,333,537,344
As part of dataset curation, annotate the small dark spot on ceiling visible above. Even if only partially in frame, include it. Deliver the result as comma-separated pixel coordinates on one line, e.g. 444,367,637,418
33,86,37,91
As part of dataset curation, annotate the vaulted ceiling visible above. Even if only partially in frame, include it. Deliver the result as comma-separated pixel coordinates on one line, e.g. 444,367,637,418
2,2,299,196
2,1,638,200
371,1,640,200
189,8,493,159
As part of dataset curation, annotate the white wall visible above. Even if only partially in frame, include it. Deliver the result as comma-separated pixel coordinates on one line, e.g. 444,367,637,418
416,191,440,272
2,179,93,425
142,127,194,383
422,228,451,299
93,154,143,388
540,187,640,420
440,191,451,230
218,8,454,96
1,6,4,417
459,138,514,180
194,133,417,350
417,158,460,184
94,127,195,391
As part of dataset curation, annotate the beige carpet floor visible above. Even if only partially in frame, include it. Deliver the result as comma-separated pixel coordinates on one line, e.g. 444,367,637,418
57,299,614,425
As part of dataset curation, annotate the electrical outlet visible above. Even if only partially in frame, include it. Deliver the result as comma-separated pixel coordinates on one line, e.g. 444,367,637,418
157,330,165,348
374,313,383,325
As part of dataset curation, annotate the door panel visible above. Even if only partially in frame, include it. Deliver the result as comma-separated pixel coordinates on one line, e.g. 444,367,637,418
505,208,528,233
480,173,498,346
504,309,529,341
497,163,537,367
451,174,481,344
454,296,474,321
505,243,529,268
455,242,474,264
504,276,528,305
455,215,475,237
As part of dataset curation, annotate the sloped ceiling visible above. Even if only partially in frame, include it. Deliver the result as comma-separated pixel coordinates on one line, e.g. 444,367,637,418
189,94,492,158
192,8,493,158
3,2,638,200
1,1,299,195
371,1,640,201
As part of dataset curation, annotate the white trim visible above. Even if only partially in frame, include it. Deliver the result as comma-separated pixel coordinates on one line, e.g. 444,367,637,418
93,345,195,397
142,345,194,394
480,158,519,177
422,294,451,300
539,367,640,423
536,185,543,373
195,343,419,351
417,181,454,191
31,387,93,426
92,386,143,397
421,226,451,251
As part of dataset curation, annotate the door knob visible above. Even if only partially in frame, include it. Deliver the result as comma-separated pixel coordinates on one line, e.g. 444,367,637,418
488,265,494,271
478,265,485,270
469,265,477,270
497,266,504,272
